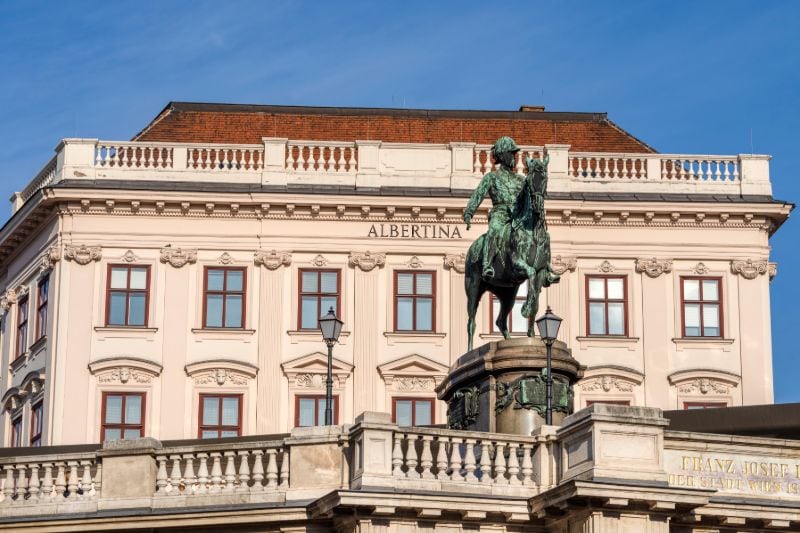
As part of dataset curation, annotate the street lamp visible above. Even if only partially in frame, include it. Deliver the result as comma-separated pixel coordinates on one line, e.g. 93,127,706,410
319,306,344,425
535,306,562,425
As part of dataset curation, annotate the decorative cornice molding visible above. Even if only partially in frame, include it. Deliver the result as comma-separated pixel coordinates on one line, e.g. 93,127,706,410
635,257,673,278
731,259,769,280
159,247,197,268
443,253,466,274
254,249,292,270
348,251,386,272
64,244,102,265
550,255,577,275
598,260,615,273
40,245,62,273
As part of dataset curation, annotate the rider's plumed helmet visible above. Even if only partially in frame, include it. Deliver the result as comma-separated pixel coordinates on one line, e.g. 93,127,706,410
491,136,520,155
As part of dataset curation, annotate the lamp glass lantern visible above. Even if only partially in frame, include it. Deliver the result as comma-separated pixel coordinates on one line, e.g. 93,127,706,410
319,306,344,345
535,306,562,343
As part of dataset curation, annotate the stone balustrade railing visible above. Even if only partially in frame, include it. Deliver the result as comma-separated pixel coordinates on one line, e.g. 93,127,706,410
10,138,773,213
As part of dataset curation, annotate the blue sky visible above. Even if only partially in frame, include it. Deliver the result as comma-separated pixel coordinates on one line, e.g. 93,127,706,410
1,1,798,400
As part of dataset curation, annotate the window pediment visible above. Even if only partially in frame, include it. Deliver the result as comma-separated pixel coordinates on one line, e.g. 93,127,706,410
579,366,643,393
89,357,162,385
378,353,448,391
668,369,740,395
282,352,353,388
185,359,257,387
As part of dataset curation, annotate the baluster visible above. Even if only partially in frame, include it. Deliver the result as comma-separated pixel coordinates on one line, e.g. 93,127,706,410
405,435,419,479
2,465,15,501
222,452,236,491
265,449,278,489
169,455,181,494
182,454,197,493
66,461,79,499
13,465,28,500
515,152,522,174
463,439,477,482
286,145,295,170
610,158,618,179
80,461,92,497
732,161,740,181
154,146,163,168
156,456,169,494
713,160,721,181
251,450,265,491
479,442,492,483
236,451,251,492
40,463,54,499
279,449,289,488
54,463,66,498
92,462,102,496
419,435,434,479
723,160,731,181
301,145,310,171
493,443,508,484
435,437,449,480
209,453,223,492
196,453,209,493
336,147,345,172
28,464,40,499
507,443,521,485
520,444,534,486
94,146,102,167
473,150,481,175
392,434,404,477
448,437,464,481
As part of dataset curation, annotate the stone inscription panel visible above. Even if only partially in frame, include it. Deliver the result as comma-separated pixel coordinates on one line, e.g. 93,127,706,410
665,449,800,500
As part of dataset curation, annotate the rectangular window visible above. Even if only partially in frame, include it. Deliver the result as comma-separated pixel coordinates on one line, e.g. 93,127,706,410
10,415,22,447
30,402,43,447
392,398,435,426
35,276,49,340
16,295,29,358
681,277,722,337
204,267,246,328
295,395,338,427
106,265,150,327
101,392,145,441
683,401,727,410
586,400,631,407
199,394,242,438
394,271,435,332
298,269,340,330
586,275,627,336
491,283,529,334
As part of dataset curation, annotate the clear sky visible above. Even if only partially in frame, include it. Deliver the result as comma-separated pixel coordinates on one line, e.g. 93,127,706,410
1,1,798,401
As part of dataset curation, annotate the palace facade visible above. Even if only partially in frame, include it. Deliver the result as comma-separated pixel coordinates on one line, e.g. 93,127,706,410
0,102,790,447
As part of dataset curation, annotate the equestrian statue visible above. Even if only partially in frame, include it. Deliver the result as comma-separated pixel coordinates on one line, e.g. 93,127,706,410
463,137,560,351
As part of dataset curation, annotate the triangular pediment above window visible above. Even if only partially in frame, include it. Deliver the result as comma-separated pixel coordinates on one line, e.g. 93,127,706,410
282,352,354,388
378,354,449,389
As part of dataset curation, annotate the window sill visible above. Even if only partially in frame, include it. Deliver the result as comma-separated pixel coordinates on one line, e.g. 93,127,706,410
383,331,447,345
672,337,735,352
576,335,640,352
191,328,256,341
287,330,351,344
576,336,640,342
9,353,28,374
29,336,47,355
95,326,158,333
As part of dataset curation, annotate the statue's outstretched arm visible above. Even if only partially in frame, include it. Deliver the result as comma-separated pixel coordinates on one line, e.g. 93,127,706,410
463,174,492,229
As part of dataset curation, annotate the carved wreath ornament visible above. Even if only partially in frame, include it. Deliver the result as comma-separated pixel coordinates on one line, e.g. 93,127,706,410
64,244,102,265
254,250,291,270
635,258,673,278
160,247,197,268
731,259,769,280
348,251,386,272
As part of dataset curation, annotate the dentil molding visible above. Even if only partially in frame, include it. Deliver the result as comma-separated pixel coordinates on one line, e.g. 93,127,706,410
731,259,769,280
160,247,197,268
348,251,386,272
254,249,292,270
443,253,466,274
635,257,673,278
64,244,102,265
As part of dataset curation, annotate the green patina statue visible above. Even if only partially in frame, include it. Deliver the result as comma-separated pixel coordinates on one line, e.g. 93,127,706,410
463,136,560,350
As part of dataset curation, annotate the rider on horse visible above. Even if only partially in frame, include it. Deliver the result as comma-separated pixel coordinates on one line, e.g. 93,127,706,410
462,136,527,279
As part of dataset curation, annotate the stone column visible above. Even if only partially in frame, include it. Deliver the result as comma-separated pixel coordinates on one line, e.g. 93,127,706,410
444,253,467,362
637,258,674,408
254,250,291,433
349,252,385,416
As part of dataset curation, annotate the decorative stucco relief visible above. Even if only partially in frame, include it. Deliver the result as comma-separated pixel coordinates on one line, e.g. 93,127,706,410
677,378,731,395
254,250,291,270
40,245,62,272
693,262,710,275
64,244,102,265
312,254,328,267
160,247,197,268
731,259,769,280
97,367,154,385
443,253,466,274
635,258,673,278
769,262,777,281
394,377,436,392
1,288,17,311
598,260,615,273
579,375,635,393
193,369,250,387
295,373,326,389
120,250,138,263
550,255,577,275
349,251,386,272
217,252,234,265
407,256,423,269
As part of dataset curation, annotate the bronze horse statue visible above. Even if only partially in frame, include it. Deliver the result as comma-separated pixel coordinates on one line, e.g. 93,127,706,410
464,156,560,351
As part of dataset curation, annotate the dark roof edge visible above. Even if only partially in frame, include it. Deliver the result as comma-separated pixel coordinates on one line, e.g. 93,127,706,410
604,116,658,154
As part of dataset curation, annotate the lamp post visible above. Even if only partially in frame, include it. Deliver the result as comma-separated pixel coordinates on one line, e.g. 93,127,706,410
318,306,343,426
535,306,563,425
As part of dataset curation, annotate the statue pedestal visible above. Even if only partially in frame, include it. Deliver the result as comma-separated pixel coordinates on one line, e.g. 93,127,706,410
436,337,584,435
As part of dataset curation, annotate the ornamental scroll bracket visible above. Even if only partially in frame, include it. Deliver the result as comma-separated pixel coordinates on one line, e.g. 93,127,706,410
550,255,577,275
635,257,673,278
731,259,769,280
254,250,292,270
348,251,386,272
443,253,466,274
160,247,198,268
40,245,62,273
64,244,102,265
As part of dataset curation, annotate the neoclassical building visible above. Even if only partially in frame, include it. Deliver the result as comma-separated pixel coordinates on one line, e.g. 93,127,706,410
0,102,790,447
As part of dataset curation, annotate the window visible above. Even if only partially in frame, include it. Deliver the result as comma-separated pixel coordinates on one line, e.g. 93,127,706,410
35,276,49,340
298,270,340,330
10,415,22,447
204,267,246,328
586,400,630,407
101,392,145,441
30,402,43,447
586,275,627,336
683,402,727,410
199,394,242,438
392,398,434,426
394,271,435,332
490,283,529,334
295,395,338,427
106,265,150,326
16,295,29,358
681,277,722,337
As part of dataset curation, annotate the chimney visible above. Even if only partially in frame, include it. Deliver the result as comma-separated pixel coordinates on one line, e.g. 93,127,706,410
519,105,545,112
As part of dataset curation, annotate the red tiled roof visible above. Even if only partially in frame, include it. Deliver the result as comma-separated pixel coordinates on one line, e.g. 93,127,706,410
134,102,656,153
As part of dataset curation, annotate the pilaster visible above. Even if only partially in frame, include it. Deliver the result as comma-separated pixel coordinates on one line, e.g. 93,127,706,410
350,252,385,415
257,264,287,432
